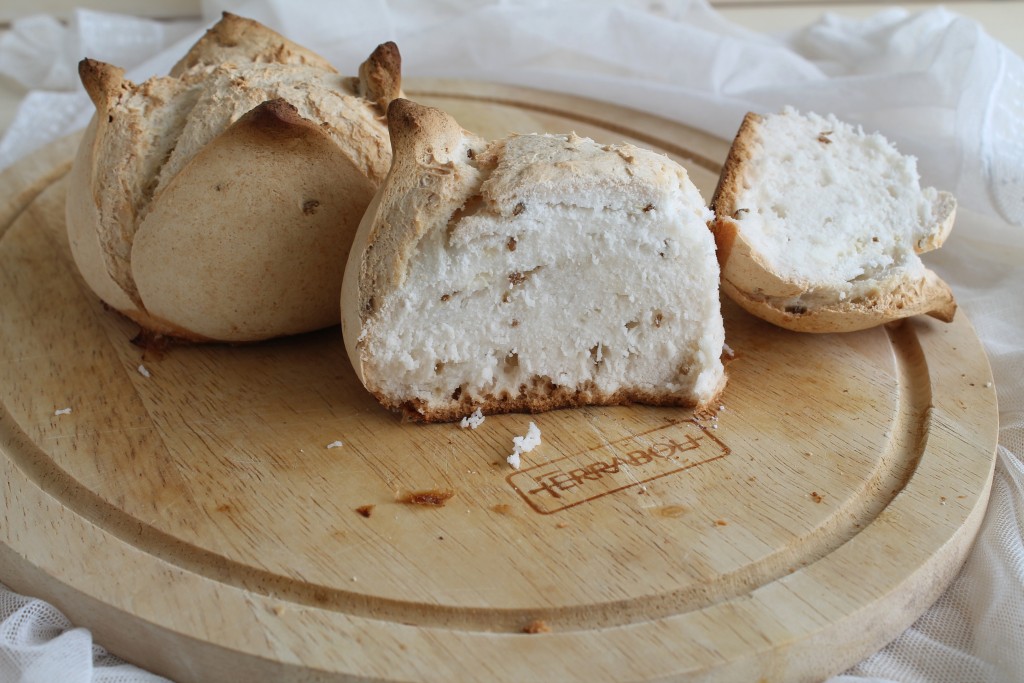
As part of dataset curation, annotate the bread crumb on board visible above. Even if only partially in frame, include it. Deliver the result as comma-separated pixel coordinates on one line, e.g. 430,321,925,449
522,619,552,634
326,440,343,449
508,422,541,470
459,408,485,429
137,364,151,378
355,504,375,518
398,489,455,507
54,407,72,416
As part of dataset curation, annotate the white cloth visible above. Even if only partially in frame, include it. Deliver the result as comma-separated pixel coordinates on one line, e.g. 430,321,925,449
0,2,1021,681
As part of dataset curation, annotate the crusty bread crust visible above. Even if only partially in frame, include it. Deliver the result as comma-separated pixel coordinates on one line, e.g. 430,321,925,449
710,111,957,334
68,14,402,342
356,42,402,114
380,378,726,423
342,99,726,422
169,12,337,77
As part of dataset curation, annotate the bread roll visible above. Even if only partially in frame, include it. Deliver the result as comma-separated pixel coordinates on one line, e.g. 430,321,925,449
710,108,956,333
342,99,727,422
66,13,401,342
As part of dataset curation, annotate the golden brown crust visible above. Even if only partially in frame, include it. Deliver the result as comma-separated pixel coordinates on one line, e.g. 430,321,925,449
720,269,956,333
357,42,402,115
709,111,762,246
78,58,125,110
169,12,336,77
378,376,727,423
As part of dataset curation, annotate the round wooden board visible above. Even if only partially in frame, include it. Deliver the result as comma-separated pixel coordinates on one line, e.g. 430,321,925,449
0,80,998,683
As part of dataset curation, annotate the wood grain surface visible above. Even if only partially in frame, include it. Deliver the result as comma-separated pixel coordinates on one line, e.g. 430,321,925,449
0,80,998,683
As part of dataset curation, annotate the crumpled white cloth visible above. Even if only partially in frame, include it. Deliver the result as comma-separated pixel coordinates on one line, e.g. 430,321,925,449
0,2,1021,682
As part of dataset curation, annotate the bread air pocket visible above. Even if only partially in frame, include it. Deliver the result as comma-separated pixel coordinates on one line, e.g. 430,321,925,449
66,13,401,342
341,99,727,423
710,108,957,334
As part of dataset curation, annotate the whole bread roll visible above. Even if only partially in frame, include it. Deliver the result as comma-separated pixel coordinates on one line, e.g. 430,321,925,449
66,13,402,342
710,108,956,333
341,99,727,422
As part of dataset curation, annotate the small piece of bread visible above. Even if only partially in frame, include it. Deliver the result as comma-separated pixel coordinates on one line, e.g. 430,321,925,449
341,99,726,422
66,13,402,342
710,108,956,333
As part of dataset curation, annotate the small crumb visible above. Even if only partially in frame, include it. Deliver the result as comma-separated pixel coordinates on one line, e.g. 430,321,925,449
137,364,151,378
722,343,735,358
940,496,947,505
326,440,343,449
811,491,824,504
54,407,72,416
491,503,512,515
984,381,993,388
351,576,358,582
718,404,725,411
714,519,728,526
398,489,455,507
460,408,485,430
271,605,286,616
522,619,552,634
355,504,374,518
555,521,570,529
508,422,541,469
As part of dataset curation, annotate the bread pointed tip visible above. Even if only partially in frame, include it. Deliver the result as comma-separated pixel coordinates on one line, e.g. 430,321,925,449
231,97,320,141
357,41,402,112
919,267,957,323
78,58,125,110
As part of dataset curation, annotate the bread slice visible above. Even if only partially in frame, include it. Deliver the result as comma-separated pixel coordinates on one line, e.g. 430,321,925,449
66,14,401,342
710,108,957,333
341,99,726,422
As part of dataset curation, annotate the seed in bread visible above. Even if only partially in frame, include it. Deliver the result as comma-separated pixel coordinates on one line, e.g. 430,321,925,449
710,107,956,333
341,99,727,422
66,13,402,342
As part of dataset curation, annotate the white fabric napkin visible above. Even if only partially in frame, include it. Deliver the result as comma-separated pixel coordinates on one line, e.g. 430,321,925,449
1,2,1021,681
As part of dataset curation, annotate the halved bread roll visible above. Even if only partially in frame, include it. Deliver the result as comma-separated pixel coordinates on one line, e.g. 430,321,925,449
710,108,957,333
66,13,401,342
341,99,727,422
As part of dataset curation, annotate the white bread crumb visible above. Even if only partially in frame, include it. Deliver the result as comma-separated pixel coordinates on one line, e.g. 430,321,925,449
326,440,343,449
137,364,151,378
54,408,72,416
508,422,541,469
460,408,485,429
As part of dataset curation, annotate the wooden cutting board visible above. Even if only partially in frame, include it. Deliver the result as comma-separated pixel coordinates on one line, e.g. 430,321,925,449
0,80,998,683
